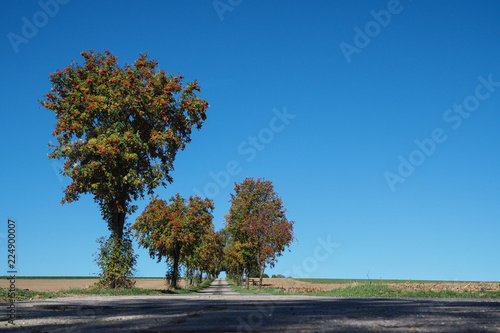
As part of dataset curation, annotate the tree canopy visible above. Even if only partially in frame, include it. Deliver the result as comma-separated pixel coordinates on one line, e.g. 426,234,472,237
42,50,209,287
224,177,294,289
132,194,216,288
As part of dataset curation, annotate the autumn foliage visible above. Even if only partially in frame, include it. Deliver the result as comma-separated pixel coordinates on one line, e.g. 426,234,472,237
42,50,209,287
42,51,296,288
188,230,224,283
224,177,295,289
132,194,218,288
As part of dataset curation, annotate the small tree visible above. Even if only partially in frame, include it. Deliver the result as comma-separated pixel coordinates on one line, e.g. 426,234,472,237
252,209,295,290
209,230,225,278
225,177,295,290
223,240,246,286
42,50,209,287
132,194,214,288
186,229,224,282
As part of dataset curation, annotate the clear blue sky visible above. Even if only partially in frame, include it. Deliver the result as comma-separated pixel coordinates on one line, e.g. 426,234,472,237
1,0,499,281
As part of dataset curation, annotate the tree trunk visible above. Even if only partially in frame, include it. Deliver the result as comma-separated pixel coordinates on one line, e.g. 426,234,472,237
256,249,263,291
185,270,190,289
110,211,126,240
258,264,265,291
170,253,179,289
245,266,250,290
197,270,202,283
106,210,128,289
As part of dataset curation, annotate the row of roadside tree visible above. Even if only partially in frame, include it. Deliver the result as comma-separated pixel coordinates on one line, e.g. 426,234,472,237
41,50,294,289
132,177,295,290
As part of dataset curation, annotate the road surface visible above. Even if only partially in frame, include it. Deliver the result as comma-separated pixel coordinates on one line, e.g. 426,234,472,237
196,277,239,296
2,278,499,332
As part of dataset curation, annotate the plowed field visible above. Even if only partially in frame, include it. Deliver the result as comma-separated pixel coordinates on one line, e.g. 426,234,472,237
0,278,185,292
2,277,499,294
257,278,500,293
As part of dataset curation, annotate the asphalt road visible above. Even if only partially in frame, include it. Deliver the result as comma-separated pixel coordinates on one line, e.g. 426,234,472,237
2,278,500,332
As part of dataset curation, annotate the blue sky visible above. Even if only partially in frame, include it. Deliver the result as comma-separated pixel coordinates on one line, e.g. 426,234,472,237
1,0,500,281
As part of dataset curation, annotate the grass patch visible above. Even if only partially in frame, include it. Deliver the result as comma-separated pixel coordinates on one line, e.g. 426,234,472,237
0,278,215,302
226,279,255,294
392,289,500,299
229,279,500,299
308,284,397,297
226,279,286,295
309,284,500,298
192,278,216,292
0,288,65,301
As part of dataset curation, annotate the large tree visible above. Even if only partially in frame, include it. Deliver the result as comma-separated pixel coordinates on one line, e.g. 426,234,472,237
132,194,215,288
225,177,295,290
42,50,208,287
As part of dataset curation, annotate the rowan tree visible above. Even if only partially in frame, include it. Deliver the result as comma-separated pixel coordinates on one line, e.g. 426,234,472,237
223,240,250,286
41,50,208,287
182,230,223,286
132,194,214,288
225,177,295,290
194,230,224,278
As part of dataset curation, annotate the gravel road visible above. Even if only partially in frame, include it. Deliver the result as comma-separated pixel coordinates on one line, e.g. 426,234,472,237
2,278,499,332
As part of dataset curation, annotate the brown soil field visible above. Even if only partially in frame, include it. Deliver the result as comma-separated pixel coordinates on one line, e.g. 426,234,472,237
2,277,499,294
0,278,186,292
256,278,500,293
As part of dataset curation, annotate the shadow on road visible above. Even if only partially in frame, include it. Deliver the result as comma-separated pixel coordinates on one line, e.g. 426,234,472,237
4,279,500,332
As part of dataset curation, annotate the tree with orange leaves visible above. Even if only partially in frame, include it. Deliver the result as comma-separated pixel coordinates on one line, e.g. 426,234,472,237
132,194,214,288
225,177,295,290
42,50,209,287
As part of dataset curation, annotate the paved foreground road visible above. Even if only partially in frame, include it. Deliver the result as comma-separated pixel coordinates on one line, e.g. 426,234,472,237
2,278,500,332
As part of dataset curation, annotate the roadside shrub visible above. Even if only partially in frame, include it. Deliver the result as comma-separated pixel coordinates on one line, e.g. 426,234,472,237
94,224,138,289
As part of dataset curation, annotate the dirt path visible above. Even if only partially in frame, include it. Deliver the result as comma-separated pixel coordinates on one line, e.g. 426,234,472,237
197,278,239,296
2,280,499,332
